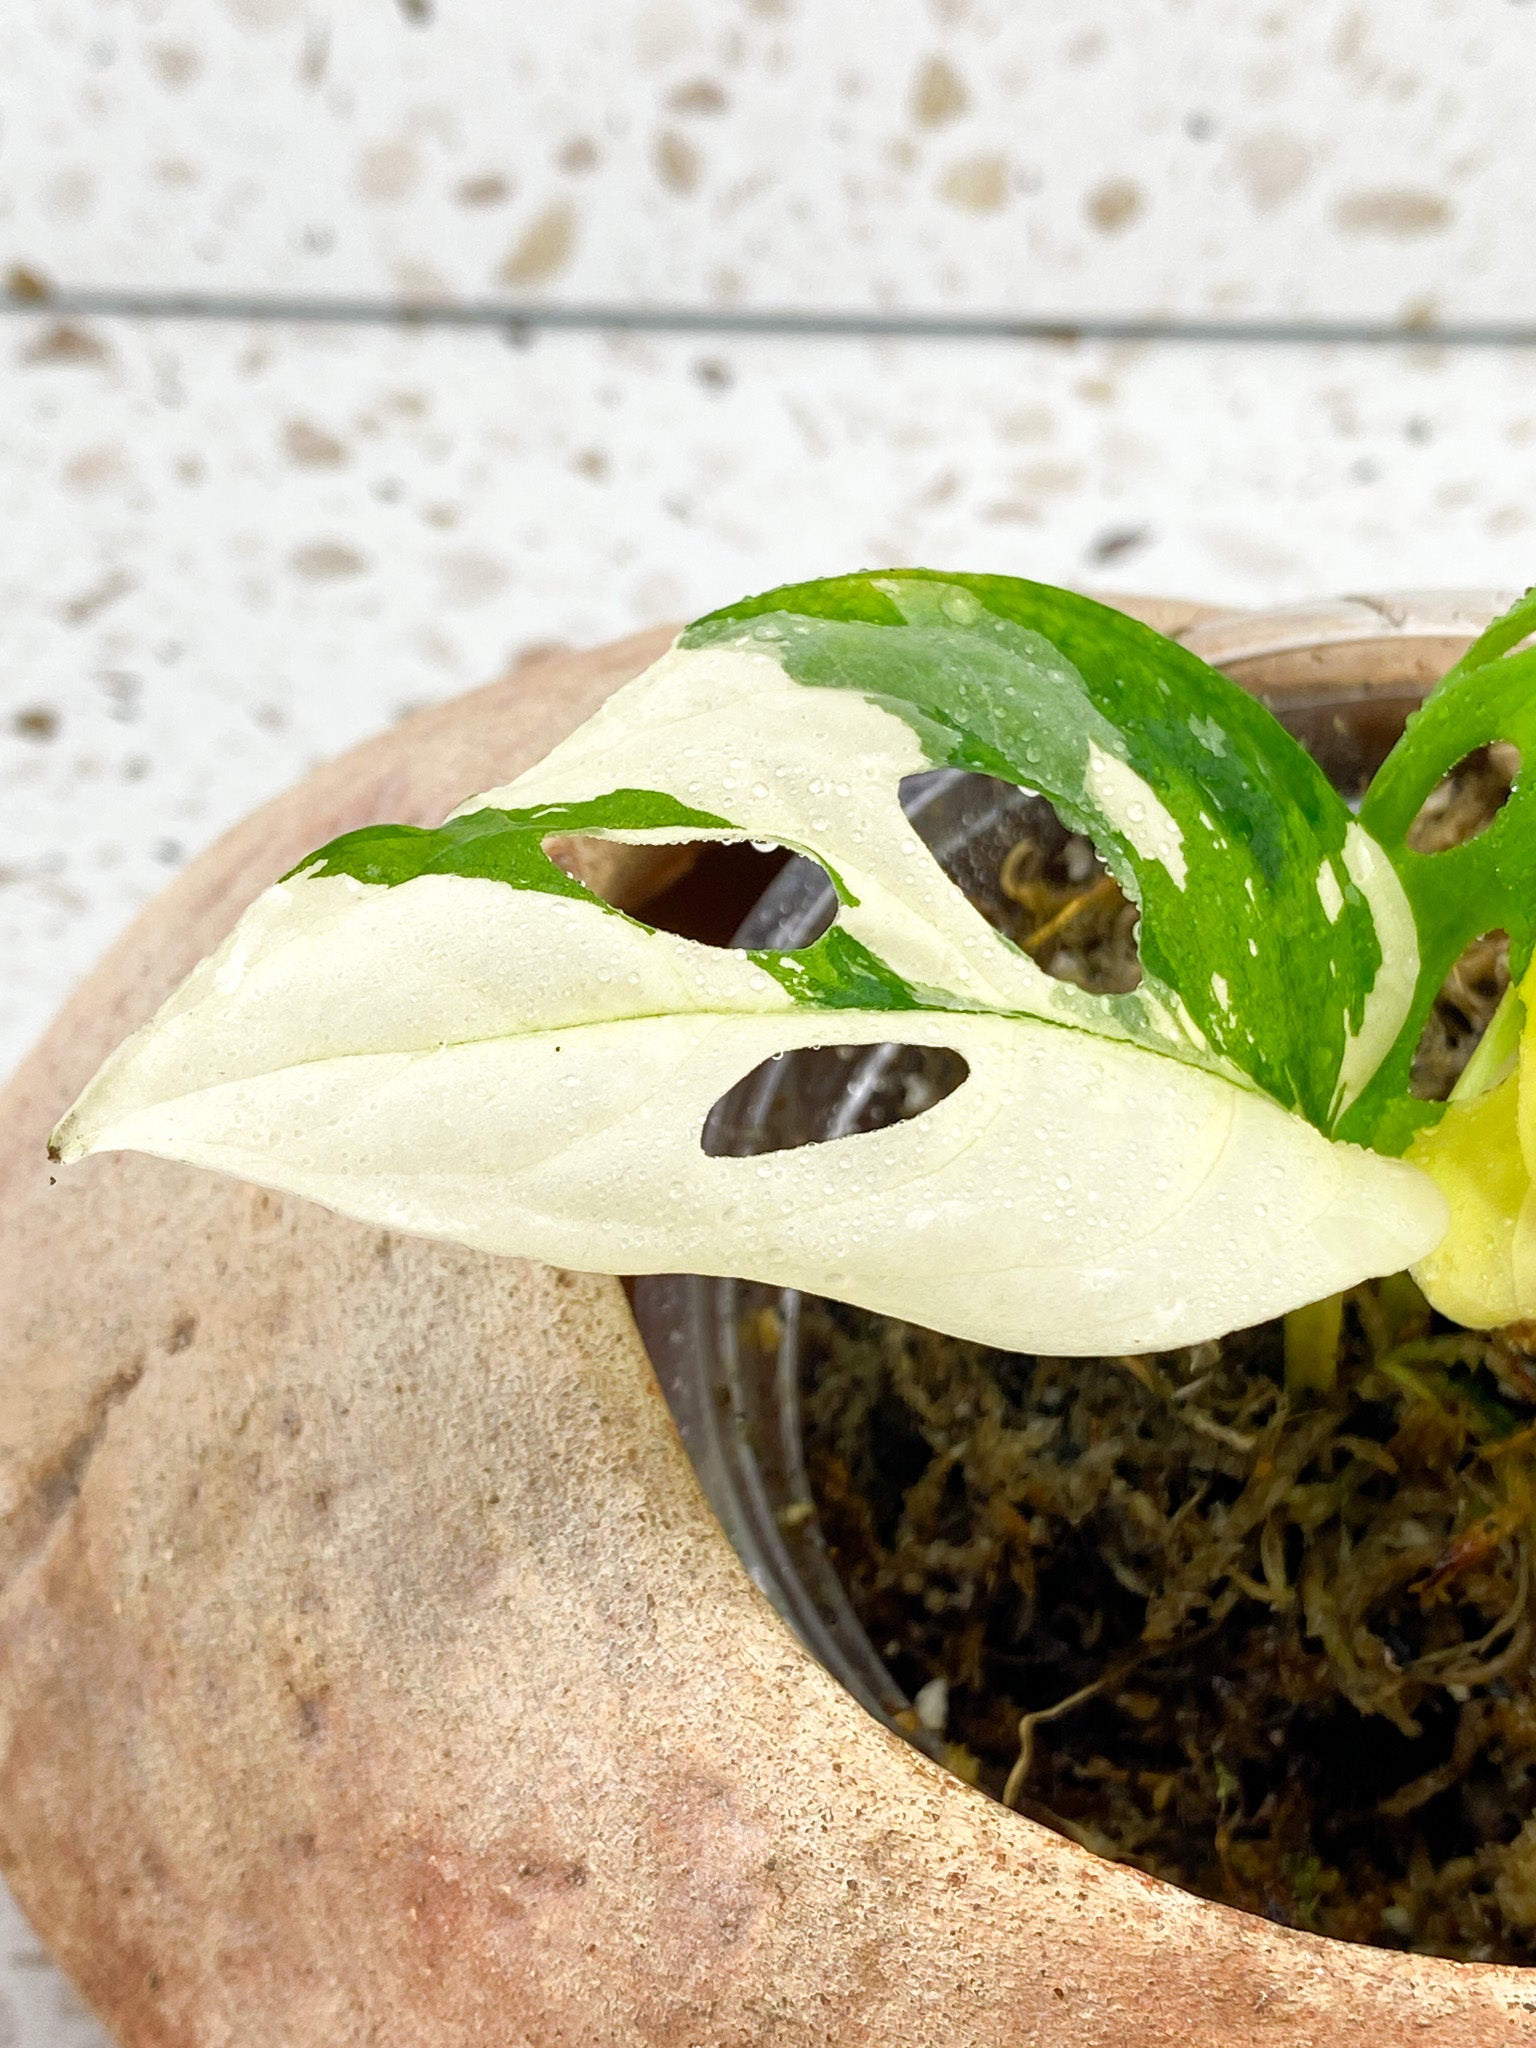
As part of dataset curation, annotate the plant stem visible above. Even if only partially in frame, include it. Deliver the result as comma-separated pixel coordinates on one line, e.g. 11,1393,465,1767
1285,1293,1344,1400
1451,984,1525,1104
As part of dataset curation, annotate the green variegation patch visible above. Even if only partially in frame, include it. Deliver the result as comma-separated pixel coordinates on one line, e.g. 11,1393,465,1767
682,574,1416,1131
55,572,1468,1354
1349,591,1536,1153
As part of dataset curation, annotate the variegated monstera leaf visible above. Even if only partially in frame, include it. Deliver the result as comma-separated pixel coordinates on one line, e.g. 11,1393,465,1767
55,573,1450,1355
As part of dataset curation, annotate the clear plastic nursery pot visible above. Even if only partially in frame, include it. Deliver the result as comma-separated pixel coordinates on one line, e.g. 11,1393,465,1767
6,595,1536,2048
633,589,1529,1895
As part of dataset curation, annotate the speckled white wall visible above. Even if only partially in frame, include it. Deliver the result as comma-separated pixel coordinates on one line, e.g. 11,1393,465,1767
3,0,1536,318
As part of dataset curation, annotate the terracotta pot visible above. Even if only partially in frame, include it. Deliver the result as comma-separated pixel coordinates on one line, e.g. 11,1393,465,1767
2,595,1533,2048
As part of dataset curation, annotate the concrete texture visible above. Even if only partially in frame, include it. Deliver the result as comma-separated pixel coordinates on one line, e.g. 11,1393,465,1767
3,0,1533,321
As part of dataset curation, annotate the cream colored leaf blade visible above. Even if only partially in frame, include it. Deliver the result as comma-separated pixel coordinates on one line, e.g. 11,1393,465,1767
61,991,1446,1357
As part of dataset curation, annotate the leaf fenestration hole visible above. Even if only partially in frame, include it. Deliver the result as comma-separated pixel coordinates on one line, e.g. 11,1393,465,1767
1404,743,1520,855
1409,928,1511,1101
899,769,1142,993
544,836,836,950
701,1043,970,1158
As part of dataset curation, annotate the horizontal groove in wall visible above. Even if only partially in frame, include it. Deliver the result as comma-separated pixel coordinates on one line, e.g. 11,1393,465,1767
5,288,1536,349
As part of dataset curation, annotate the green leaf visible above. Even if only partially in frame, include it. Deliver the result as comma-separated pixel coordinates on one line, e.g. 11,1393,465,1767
286,791,734,891
52,572,1449,1357
1436,586,1536,681
1349,588,1536,1152
685,572,1413,1130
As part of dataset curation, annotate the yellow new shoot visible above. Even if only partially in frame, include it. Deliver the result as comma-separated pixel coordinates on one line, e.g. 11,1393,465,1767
1410,975,1536,1327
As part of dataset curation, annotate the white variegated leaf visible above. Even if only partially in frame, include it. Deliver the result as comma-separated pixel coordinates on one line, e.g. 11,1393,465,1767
55,574,1450,1354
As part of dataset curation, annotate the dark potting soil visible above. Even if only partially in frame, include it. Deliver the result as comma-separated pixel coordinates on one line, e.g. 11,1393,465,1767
799,744,1536,1961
